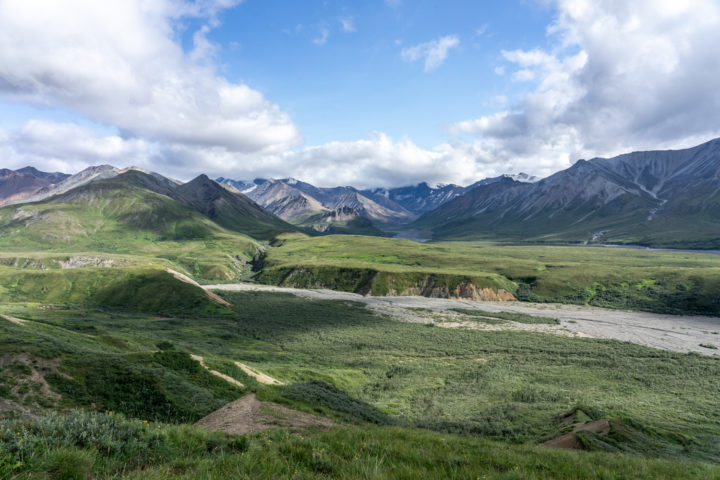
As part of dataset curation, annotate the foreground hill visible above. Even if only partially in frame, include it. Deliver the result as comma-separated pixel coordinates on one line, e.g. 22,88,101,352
1,287,719,478
413,138,720,248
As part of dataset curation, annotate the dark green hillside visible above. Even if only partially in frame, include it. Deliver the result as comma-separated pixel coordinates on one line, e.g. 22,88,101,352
176,174,295,240
0,266,230,315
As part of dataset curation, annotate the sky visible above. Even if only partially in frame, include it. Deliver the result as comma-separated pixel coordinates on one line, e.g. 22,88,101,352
1,0,720,188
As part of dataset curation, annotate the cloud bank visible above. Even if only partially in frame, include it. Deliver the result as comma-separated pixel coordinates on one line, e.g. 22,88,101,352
452,0,720,175
0,0,300,154
1,0,720,189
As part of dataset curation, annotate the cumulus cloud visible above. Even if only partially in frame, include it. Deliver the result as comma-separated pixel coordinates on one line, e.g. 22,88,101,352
176,132,525,189
0,0,300,154
452,0,720,174
0,120,157,174
401,35,460,72
0,119,503,189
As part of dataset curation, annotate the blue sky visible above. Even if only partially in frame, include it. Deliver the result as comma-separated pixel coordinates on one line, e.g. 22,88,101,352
201,0,552,147
1,0,719,188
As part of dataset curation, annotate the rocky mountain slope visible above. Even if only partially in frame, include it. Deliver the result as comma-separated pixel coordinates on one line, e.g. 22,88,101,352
214,173,540,234
413,138,720,248
216,177,416,233
0,167,70,206
364,173,538,215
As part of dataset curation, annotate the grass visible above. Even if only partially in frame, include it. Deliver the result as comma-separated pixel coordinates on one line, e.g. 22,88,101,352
0,266,231,315
258,233,720,315
451,308,560,324
2,289,719,464
2,412,718,479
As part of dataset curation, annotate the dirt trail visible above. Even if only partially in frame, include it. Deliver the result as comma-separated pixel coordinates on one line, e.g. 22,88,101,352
235,362,285,385
167,269,231,306
0,314,27,325
195,393,334,435
190,354,244,388
206,283,720,356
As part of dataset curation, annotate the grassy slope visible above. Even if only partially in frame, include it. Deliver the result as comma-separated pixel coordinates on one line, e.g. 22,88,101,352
0,179,263,282
2,291,718,466
258,234,720,315
0,266,231,315
3,413,718,479
424,209,720,249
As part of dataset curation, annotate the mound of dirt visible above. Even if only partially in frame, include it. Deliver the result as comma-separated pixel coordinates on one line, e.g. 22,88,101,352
543,419,611,449
194,393,334,435
0,353,62,417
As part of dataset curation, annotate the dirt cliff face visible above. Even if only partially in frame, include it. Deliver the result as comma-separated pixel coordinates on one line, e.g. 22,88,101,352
388,278,516,301
271,267,517,301
447,281,516,301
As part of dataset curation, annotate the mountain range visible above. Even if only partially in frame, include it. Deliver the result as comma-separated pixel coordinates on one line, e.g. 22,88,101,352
215,173,538,233
1,138,718,248
412,138,720,248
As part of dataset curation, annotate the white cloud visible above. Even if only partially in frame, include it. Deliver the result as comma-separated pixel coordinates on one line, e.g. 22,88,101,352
0,119,506,189
401,35,460,72
313,28,330,46
385,0,402,8
452,0,720,174
0,120,157,174
0,0,300,155
339,17,356,33
178,132,528,189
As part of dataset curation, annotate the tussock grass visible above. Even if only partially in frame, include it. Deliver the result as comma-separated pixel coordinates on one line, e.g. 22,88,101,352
1,412,718,479
2,291,718,464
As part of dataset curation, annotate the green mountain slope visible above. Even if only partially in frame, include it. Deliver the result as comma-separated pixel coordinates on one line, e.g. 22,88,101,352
175,174,295,240
0,171,270,281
